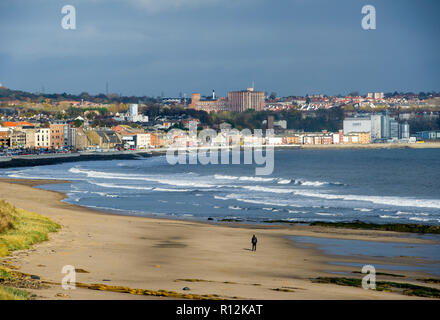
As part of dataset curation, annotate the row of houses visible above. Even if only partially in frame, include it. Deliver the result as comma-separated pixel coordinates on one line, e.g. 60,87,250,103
0,122,165,151
0,122,75,149
0,119,394,153
167,128,372,148
277,131,370,145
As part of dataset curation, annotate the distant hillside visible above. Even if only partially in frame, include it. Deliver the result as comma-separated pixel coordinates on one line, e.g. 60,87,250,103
0,87,158,105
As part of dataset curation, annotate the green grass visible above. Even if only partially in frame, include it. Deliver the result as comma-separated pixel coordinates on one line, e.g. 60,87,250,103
0,285,30,300
0,267,30,300
0,268,12,280
0,200,61,257
0,202,14,234
0,200,61,300
311,277,440,298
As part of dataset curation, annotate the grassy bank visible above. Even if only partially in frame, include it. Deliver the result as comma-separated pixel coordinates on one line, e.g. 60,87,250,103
0,200,60,300
0,268,30,300
0,200,61,257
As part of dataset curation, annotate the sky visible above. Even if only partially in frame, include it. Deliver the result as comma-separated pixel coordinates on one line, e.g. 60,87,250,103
0,0,439,97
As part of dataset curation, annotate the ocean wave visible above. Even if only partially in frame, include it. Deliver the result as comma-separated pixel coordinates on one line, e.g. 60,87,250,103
225,193,309,208
291,190,440,209
288,210,307,214
214,174,238,180
214,174,275,182
238,176,275,182
354,208,373,212
408,217,438,222
88,181,153,191
89,191,119,198
213,174,336,187
221,194,292,207
379,215,401,219
396,211,429,216
69,167,215,188
297,180,327,187
153,188,193,192
242,185,295,194
214,195,229,200
316,212,339,216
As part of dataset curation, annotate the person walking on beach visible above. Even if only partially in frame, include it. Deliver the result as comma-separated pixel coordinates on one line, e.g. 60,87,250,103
251,234,258,251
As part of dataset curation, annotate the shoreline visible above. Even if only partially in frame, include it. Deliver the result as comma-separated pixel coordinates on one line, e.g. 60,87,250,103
7,177,440,235
1,142,439,169
1,178,439,299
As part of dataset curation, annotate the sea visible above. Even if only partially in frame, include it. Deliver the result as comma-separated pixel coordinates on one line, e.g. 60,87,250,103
1,148,440,225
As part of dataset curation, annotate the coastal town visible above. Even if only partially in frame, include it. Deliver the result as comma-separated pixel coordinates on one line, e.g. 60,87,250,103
1,84,439,154
1,0,440,305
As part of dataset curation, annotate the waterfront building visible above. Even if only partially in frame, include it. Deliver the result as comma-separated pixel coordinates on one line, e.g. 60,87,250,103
390,119,399,140
24,129,36,149
50,124,65,149
400,123,410,139
0,128,9,148
381,113,391,139
74,128,89,150
343,132,371,144
370,114,383,141
135,133,151,149
9,130,26,148
69,127,77,148
86,130,122,149
343,116,371,134
344,113,409,142
416,130,440,141
35,128,51,148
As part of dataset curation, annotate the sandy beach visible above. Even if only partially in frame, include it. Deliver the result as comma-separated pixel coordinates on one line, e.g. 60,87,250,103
0,178,438,300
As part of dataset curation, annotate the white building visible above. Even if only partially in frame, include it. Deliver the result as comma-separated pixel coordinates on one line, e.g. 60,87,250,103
370,114,383,141
343,117,371,134
35,128,50,148
367,92,384,99
266,137,283,145
113,104,149,123
129,104,138,117
135,133,151,149
344,113,410,142
122,135,136,149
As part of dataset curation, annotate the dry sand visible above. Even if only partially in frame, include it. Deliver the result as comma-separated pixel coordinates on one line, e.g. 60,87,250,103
0,178,438,300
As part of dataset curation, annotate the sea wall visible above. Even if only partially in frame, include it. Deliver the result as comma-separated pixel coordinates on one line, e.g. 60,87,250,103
0,150,166,169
